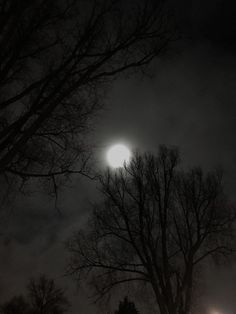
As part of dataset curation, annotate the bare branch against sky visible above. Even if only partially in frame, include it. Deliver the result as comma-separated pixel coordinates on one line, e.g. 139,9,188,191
0,0,174,197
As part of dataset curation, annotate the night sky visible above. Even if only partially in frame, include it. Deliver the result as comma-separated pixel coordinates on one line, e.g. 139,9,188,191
0,1,236,314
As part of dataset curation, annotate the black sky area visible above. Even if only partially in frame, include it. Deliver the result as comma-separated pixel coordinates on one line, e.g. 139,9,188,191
0,1,236,314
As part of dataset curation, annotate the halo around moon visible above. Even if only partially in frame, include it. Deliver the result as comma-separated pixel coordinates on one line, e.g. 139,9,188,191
107,144,131,168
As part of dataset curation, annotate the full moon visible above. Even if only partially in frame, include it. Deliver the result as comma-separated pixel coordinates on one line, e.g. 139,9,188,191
107,144,131,168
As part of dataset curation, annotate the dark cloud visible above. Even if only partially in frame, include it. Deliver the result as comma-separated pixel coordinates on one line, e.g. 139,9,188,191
98,43,236,174
170,0,236,50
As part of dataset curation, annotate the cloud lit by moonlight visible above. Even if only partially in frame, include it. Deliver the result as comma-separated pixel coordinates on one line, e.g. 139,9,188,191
107,144,131,168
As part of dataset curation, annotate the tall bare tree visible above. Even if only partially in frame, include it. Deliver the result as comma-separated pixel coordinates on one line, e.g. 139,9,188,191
0,0,174,194
67,146,235,314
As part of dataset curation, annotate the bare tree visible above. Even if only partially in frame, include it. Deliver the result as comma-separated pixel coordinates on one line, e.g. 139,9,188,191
0,0,174,194
67,146,235,314
28,274,69,314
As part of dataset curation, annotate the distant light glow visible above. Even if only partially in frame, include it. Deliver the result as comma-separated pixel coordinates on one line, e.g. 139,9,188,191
210,309,222,314
107,144,131,168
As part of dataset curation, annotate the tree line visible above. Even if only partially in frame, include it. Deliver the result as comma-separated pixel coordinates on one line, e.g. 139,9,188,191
1,274,138,314
0,275,69,314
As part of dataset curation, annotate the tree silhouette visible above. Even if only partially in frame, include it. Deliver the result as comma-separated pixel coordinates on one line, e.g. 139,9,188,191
0,0,175,194
115,296,139,314
0,275,69,314
67,146,235,314
28,274,69,314
0,295,30,314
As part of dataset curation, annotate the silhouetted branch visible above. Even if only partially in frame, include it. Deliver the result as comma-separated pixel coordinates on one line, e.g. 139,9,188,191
0,0,175,196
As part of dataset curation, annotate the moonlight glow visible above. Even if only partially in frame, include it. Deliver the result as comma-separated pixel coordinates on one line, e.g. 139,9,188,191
107,144,131,168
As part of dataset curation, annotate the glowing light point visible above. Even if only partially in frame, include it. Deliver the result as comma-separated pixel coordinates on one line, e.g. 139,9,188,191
107,144,131,168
